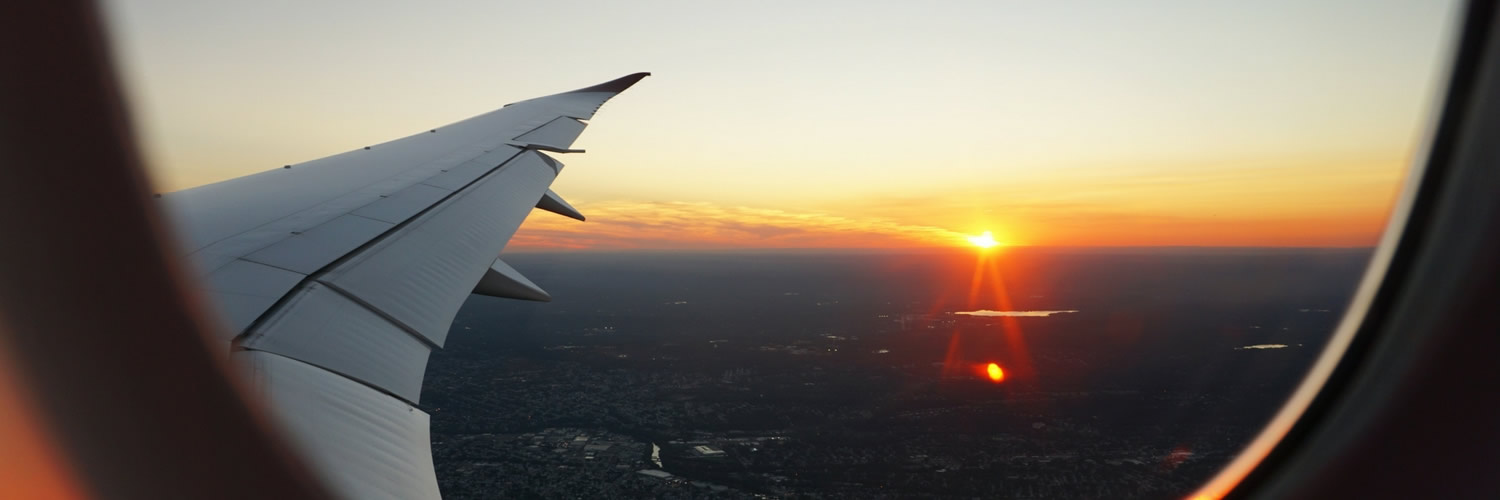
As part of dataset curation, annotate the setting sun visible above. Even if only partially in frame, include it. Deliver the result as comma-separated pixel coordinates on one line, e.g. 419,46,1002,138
968,231,1000,249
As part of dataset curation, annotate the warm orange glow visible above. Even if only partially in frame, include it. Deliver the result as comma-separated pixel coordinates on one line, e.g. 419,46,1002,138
506,176,1399,249
509,201,974,250
0,344,85,500
967,231,999,249
939,247,1036,385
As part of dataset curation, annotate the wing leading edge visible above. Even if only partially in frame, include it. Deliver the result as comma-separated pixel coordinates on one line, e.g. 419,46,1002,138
161,73,648,500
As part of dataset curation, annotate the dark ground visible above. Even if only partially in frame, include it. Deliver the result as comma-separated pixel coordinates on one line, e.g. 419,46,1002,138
423,248,1369,499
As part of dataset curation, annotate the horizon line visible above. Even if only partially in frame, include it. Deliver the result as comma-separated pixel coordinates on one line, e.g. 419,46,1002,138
502,245,1378,255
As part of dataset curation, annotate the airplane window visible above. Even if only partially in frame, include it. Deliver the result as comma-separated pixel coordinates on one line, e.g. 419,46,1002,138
99,0,1459,498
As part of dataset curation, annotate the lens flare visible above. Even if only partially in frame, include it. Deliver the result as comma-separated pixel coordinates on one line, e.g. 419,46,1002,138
967,231,999,249
986,362,1005,382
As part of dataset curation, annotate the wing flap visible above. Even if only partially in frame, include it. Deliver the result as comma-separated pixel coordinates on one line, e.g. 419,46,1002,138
241,283,432,403
241,351,440,500
322,150,559,347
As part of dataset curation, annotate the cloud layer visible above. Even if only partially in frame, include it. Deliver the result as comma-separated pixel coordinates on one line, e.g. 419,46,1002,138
509,200,971,250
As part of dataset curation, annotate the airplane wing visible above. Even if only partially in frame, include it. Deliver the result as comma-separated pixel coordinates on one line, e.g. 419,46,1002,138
156,73,648,500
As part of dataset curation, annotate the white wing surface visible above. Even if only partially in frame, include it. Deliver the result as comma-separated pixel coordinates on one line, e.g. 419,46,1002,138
158,73,648,500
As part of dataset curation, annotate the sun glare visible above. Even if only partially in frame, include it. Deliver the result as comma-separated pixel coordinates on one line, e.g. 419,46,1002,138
986,362,1005,382
968,231,1000,249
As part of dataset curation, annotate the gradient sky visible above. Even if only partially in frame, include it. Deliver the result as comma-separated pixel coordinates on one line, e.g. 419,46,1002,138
102,0,1458,249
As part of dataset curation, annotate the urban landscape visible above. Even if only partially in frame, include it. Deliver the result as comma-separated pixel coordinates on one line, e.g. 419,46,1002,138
424,250,1364,498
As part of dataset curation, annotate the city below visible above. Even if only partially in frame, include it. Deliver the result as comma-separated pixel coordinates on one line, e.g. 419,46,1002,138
422,249,1366,498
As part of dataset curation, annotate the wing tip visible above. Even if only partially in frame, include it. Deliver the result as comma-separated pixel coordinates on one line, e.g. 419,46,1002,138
566,72,651,94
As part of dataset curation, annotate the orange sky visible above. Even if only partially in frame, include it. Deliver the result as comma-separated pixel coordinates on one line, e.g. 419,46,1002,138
508,154,1410,250
104,1,1455,250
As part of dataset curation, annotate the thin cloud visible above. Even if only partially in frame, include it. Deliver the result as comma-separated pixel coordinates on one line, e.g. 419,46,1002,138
508,201,971,250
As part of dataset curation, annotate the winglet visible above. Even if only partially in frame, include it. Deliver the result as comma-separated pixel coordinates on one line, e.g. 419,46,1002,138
536,189,585,221
474,259,551,302
566,72,651,94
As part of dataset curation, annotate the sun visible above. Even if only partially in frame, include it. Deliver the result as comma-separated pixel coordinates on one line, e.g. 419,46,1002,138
967,231,1000,249
986,362,1005,382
